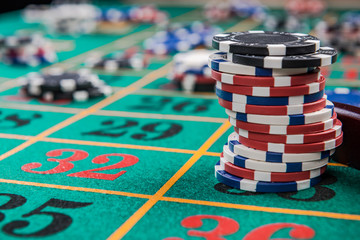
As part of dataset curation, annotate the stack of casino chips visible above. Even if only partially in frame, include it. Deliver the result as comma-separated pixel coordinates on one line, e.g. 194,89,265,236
165,49,216,92
0,34,57,66
20,68,112,102
23,3,99,35
144,22,222,55
85,48,149,72
208,31,343,193
204,0,266,23
99,5,168,25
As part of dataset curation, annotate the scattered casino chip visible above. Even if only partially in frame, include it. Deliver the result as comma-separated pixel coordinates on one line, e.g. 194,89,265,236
23,3,100,34
212,31,320,55
215,161,323,192
208,52,316,76
315,11,360,55
20,68,112,102
286,0,326,17
264,13,309,33
204,0,267,23
85,48,149,72
209,31,343,192
227,47,338,69
144,22,222,55
204,0,232,22
99,5,168,25
165,49,216,92
0,34,57,66
23,3,168,35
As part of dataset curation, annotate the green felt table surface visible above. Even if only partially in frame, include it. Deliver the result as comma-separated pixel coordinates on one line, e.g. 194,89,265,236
0,5,359,240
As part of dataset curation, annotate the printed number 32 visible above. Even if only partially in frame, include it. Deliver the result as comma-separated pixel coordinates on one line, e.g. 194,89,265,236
21,149,139,181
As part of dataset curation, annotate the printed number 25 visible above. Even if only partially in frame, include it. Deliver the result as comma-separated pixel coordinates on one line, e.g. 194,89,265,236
0,193,91,237
21,149,139,181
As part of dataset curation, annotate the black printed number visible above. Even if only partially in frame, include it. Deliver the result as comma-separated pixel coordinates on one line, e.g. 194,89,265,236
0,194,27,222
83,119,183,141
214,173,337,202
129,96,212,113
132,122,182,140
0,194,92,237
0,113,41,129
277,173,337,202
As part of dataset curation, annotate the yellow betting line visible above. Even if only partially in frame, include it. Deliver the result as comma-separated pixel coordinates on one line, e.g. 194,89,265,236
161,197,360,221
0,179,151,199
1,177,359,222
43,137,197,155
107,121,231,240
95,110,227,123
0,133,207,156
328,162,348,167
0,132,349,167
0,64,170,162
0,133,31,140
0,101,227,123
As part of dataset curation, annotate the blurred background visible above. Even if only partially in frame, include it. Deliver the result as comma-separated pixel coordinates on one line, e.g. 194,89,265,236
1,0,360,104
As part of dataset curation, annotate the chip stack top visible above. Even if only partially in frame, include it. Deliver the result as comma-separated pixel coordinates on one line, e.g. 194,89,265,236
0,34,57,66
209,31,342,193
163,49,216,92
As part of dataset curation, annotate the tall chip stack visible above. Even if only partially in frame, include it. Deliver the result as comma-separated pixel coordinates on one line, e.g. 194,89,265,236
0,34,57,66
166,49,216,92
209,31,343,192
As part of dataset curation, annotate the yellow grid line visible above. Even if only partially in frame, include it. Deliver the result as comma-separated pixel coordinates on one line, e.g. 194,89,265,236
0,64,170,163
94,110,227,123
107,121,231,239
43,137,198,155
1,178,359,222
0,98,226,123
0,133,348,166
0,179,151,199
0,9,354,239
161,197,360,221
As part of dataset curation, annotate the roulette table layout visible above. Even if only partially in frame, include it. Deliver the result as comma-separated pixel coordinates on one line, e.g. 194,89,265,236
0,2,359,239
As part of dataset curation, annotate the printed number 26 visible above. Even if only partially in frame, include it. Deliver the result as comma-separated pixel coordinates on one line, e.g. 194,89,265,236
164,215,315,240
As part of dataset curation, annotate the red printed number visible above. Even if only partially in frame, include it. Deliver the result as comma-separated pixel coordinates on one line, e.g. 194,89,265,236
68,153,138,180
164,215,239,240
21,149,138,181
243,222,315,240
21,149,88,174
164,215,315,240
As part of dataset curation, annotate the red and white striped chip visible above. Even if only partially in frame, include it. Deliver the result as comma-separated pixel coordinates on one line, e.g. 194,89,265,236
216,76,326,97
218,96,327,115
234,120,342,144
237,132,343,153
